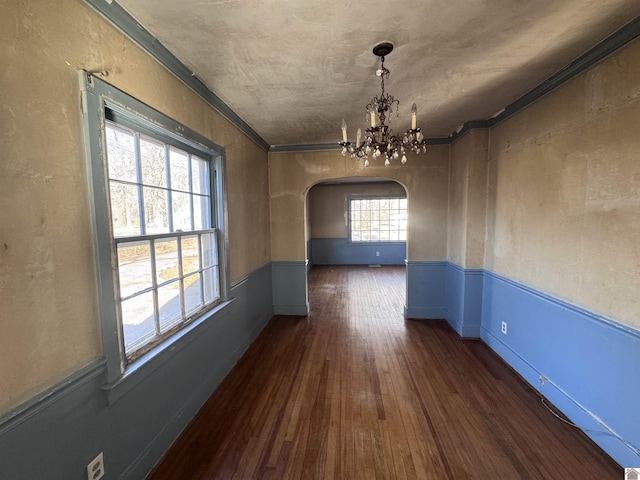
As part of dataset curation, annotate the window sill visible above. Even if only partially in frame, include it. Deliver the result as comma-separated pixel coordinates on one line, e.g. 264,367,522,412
102,298,235,405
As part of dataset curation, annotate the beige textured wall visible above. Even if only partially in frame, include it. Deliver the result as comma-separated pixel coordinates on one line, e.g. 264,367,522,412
0,0,270,414
448,129,488,269
269,148,449,262
225,140,271,283
486,39,640,328
308,182,406,238
448,135,469,266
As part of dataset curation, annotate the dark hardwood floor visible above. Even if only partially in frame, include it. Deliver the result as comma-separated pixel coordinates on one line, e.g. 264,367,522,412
148,265,620,479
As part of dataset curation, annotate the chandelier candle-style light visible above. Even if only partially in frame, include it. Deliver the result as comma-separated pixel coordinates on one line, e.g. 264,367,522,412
340,42,427,166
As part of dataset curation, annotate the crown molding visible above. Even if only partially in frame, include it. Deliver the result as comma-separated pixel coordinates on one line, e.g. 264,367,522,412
275,15,640,150
486,15,640,130
84,1,640,152
84,0,270,152
269,143,341,153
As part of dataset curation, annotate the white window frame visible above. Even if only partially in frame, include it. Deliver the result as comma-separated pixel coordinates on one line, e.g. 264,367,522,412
80,72,230,387
348,196,407,243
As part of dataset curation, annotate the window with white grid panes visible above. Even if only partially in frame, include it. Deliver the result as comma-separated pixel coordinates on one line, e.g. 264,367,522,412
105,122,220,360
349,197,407,242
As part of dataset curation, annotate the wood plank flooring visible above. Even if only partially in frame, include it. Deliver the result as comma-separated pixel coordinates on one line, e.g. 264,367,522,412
148,265,621,479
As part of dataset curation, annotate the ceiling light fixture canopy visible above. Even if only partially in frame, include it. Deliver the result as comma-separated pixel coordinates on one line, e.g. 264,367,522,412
340,42,426,166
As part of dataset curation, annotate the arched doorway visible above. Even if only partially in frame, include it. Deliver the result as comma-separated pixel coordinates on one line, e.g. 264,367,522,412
304,176,408,315
269,148,450,320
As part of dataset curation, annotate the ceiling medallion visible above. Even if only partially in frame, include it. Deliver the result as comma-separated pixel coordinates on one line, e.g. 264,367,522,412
340,42,426,166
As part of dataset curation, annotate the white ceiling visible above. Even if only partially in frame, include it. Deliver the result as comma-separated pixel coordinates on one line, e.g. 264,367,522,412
117,0,640,147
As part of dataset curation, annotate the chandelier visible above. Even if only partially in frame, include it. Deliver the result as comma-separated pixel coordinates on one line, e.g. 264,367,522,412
340,42,427,166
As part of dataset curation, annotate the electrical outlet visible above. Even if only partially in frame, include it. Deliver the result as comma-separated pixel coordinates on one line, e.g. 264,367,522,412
87,452,104,480
376,251,380,256
501,321,507,335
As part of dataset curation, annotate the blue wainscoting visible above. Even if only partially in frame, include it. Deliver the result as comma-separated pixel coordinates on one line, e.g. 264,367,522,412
445,263,483,338
5,260,636,476
0,263,274,480
408,262,640,466
309,237,406,265
272,261,309,315
481,271,640,467
404,261,447,319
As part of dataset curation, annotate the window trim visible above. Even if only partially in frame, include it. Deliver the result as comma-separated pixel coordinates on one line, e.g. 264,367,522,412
80,71,231,384
347,195,408,244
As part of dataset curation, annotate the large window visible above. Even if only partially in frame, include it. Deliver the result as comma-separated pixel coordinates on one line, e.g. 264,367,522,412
350,197,407,242
82,73,228,379
105,123,220,359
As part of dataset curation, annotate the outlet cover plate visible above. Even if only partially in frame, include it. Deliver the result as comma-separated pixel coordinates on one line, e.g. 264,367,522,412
87,452,104,480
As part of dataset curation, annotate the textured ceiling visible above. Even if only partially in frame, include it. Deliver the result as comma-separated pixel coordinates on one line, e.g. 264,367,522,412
117,0,640,147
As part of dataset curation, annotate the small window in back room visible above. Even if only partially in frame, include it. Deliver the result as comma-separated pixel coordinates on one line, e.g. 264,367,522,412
349,197,407,242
